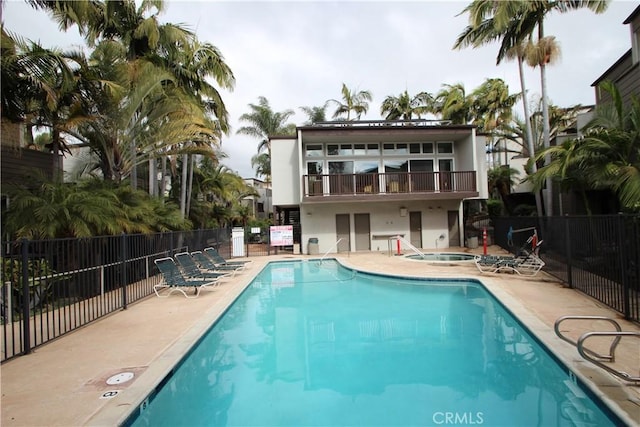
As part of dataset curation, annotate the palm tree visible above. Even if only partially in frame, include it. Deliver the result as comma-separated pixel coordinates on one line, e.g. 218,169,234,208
380,90,433,120
31,0,234,198
488,166,520,213
328,83,373,121
471,78,519,133
299,103,328,125
529,82,640,213
432,83,474,124
455,0,609,216
1,28,83,177
3,175,190,239
237,96,295,180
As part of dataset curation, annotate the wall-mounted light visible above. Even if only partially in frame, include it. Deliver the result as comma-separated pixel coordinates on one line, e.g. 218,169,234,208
428,206,433,210
399,207,408,217
307,212,312,216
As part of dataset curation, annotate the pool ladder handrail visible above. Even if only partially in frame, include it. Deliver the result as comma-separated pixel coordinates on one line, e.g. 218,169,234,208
390,235,425,258
554,315,640,383
319,238,343,263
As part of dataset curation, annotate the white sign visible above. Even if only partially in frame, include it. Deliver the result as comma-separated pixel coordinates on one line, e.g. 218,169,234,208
270,225,294,246
251,227,261,234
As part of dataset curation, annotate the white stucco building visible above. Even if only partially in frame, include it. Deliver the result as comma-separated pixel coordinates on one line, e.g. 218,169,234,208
270,120,488,254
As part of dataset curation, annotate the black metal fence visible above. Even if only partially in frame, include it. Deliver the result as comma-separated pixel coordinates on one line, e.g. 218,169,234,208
492,215,640,323
1,228,234,362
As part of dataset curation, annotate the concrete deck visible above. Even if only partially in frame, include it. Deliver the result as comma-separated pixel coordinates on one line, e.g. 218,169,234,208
1,247,639,426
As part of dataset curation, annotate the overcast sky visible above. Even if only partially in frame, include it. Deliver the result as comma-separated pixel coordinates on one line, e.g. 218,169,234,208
3,0,637,178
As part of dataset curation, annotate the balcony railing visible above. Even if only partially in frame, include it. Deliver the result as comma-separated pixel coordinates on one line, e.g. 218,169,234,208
303,171,477,198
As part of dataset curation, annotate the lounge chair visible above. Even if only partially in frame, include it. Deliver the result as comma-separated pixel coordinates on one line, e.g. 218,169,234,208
203,247,252,269
153,257,220,298
475,249,545,276
191,251,243,274
174,252,234,280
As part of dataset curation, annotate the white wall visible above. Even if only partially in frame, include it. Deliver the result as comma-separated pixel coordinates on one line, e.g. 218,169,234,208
271,137,300,206
300,200,463,254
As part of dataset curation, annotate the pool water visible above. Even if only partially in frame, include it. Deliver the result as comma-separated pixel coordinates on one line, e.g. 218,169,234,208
127,260,619,426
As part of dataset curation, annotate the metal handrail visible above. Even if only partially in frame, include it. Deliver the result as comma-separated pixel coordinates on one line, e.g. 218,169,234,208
390,235,425,258
554,315,622,361
577,331,640,383
319,238,343,263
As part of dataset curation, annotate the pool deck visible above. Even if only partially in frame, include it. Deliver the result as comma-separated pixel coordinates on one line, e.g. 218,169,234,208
1,247,639,426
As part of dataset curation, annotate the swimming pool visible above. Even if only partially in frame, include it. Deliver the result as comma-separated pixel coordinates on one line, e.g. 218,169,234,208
125,260,621,426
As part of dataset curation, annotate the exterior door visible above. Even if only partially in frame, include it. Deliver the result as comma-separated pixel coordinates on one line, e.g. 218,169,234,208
448,210,460,247
335,214,351,252
354,213,371,251
409,211,422,249
439,159,453,192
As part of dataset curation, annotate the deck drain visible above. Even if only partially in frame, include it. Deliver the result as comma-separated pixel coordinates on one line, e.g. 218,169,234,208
106,372,135,385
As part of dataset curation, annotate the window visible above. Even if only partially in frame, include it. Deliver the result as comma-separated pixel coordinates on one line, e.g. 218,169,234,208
437,142,453,154
353,144,366,155
409,143,421,154
257,202,264,213
307,161,323,175
328,161,354,174
305,144,323,157
422,142,434,153
354,160,379,174
339,144,352,155
327,144,339,155
367,143,380,154
383,143,395,154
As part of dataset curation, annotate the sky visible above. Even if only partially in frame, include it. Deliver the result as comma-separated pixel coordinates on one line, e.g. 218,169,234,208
2,0,638,179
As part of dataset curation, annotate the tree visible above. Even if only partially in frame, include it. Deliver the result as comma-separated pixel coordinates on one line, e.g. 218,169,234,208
3,176,190,239
488,166,520,214
529,82,640,213
299,103,328,125
328,83,373,120
380,90,433,120
454,0,609,216
432,83,474,124
31,0,234,198
237,96,295,180
1,28,84,177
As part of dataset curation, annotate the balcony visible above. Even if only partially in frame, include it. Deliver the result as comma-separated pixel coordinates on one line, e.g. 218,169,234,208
303,171,478,202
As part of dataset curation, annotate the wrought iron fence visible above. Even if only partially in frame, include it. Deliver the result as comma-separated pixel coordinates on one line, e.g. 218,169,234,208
1,228,232,362
492,215,640,323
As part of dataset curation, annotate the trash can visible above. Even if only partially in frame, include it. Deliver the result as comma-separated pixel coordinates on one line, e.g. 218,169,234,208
467,236,478,249
308,237,319,255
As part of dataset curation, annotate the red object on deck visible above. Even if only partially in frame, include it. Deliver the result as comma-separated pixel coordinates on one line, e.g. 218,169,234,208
483,227,487,255
397,236,401,255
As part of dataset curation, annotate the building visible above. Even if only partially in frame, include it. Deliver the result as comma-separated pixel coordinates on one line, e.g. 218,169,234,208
270,120,488,255
591,4,640,109
243,178,272,220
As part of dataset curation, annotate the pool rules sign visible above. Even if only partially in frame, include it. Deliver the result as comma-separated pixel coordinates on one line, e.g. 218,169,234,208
269,225,293,246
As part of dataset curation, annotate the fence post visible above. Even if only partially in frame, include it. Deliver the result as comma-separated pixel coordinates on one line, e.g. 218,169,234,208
21,238,31,355
121,233,127,310
565,215,572,288
617,214,630,319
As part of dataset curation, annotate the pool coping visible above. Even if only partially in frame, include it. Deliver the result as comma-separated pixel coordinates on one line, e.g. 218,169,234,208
2,251,637,426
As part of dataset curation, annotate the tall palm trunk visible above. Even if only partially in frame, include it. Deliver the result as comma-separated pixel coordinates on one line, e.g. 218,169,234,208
160,155,167,199
180,153,188,218
186,154,195,217
538,22,553,217
517,54,543,218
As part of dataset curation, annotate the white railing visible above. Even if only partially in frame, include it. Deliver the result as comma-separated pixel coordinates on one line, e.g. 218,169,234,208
320,238,344,263
389,235,425,258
